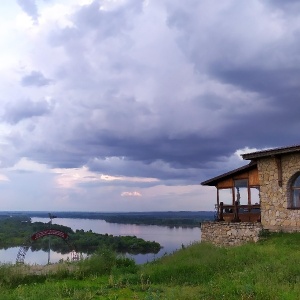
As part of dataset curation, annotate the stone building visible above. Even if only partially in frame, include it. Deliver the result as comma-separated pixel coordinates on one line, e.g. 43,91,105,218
242,145,300,231
200,144,300,246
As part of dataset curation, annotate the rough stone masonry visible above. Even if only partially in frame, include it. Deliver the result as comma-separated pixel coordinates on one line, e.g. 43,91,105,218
258,153,300,231
201,222,263,247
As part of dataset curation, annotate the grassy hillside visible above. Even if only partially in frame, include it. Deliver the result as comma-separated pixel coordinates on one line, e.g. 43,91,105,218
0,232,300,299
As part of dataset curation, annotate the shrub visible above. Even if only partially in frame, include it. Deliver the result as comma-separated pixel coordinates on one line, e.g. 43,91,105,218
77,247,117,277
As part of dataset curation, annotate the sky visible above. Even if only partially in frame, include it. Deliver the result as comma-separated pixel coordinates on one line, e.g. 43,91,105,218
0,0,299,212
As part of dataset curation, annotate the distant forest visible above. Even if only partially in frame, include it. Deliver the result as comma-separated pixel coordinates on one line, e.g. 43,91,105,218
0,211,215,227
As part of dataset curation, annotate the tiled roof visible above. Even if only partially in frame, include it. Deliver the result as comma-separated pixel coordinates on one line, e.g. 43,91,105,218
242,144,300,160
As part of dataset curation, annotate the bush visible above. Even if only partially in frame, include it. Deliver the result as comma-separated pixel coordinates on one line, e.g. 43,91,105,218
115,256,138,274
77,247,117,277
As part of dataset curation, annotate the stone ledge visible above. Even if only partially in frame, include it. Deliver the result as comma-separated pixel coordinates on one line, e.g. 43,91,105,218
201,221,263,247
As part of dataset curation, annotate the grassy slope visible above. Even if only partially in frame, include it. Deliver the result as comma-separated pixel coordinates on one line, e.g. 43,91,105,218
0,232,300,299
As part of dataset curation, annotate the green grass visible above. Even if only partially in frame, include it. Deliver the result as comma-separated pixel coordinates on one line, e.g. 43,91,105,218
0,232,300,299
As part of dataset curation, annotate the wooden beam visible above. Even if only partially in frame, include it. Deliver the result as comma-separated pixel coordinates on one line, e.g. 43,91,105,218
217,188,220,220
275,155,282,187
248,182,251,205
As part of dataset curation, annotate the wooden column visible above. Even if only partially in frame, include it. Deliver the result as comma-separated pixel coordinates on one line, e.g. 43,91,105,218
248,181,251,205
219,202,224,221
232,186,235,205
217,188,220,220
233,201,240,222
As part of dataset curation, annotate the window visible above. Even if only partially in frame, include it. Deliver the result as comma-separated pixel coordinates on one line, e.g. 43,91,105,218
218,188,233,205
234,179,248,205
250,187,260,205
291,174,300,208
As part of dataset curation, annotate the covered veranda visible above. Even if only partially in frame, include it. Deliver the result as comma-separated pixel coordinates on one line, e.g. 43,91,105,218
201,162,261,222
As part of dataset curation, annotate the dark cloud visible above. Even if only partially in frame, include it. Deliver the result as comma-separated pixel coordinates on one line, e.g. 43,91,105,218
265,0,300,13
3,99,52,124
73,0,143,34
21,71,52,87
5,0,300,186
48,0,143,47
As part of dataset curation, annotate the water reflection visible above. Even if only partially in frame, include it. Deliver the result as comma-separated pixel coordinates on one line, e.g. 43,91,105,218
0,218,201,265
0,247,72,265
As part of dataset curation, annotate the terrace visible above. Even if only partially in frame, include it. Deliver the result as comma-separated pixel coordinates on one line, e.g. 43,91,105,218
202,162,261,223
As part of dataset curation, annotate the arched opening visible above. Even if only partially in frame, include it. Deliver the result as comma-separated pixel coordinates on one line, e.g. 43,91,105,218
289,172,300,209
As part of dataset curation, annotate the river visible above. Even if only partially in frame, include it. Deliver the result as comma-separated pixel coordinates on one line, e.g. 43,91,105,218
0,218,201,265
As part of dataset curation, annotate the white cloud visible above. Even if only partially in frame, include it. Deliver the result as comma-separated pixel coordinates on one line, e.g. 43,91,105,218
53,166,159,189
0,174,9,182
121,191,142,197
9,157,49,172
235,147,271,160
100,174,158,183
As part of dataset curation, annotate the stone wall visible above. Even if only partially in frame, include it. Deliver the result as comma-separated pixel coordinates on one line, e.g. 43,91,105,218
201,221,263,246
258,153,300,231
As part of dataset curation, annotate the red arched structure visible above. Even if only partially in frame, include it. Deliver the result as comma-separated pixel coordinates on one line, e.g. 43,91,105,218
31,229,69,241
16,229,79,264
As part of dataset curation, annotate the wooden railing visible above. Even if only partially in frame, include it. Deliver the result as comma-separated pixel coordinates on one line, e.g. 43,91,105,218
218,201,261,222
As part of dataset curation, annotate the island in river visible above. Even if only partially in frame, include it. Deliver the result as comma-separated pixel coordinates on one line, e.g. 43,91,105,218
0,215,161,255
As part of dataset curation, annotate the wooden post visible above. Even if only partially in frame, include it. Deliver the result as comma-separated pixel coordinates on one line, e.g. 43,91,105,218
219,202,224,221
233,201,240,222
217,188,220,220
248,183,251,205
248,184,251,222
232,186,235,205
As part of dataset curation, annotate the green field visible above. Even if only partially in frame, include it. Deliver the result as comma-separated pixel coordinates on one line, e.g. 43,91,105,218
0,232,300,299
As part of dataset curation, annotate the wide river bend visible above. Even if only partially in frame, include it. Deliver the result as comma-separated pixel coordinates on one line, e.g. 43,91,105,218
0,218,201,265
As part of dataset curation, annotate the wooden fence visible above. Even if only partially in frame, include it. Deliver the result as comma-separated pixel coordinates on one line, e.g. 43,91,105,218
218,201,261,222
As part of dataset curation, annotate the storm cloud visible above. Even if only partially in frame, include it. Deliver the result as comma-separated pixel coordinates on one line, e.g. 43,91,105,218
3,99,52,124
0,0,299,211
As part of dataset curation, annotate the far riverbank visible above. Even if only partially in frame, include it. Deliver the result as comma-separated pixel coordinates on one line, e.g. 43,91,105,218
0,211,215,227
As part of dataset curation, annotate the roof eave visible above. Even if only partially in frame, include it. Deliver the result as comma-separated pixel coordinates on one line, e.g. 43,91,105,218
242,145,300,160
201,162,257,186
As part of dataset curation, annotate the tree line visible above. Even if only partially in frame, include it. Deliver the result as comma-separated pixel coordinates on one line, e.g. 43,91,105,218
21,211,215,227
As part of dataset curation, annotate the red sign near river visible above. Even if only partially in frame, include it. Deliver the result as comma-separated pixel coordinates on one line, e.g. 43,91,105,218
31,229,69,241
